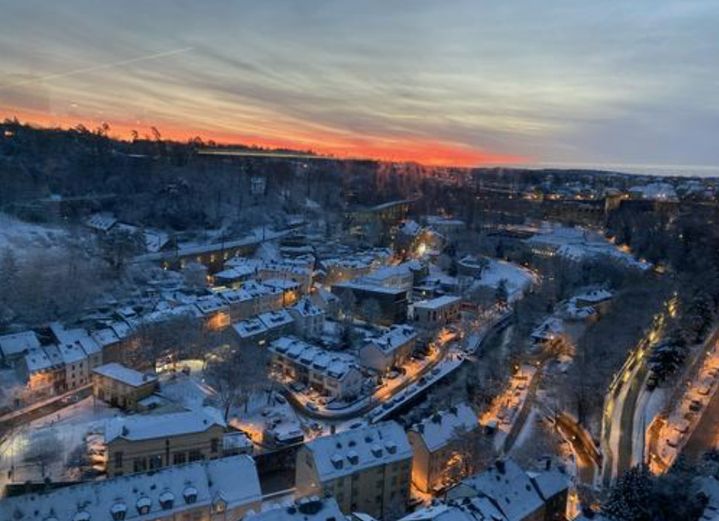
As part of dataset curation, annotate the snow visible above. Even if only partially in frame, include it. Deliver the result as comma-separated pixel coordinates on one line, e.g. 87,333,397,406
471,258,537,302
304,421,412,481
0,455,261,521
104,407,225,442
414,295,461,311
93,363,158,387
410,403,478,452
0,330,40,359
0,213,69,258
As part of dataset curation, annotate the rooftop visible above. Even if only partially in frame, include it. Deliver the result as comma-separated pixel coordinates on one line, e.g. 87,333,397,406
104,407,225,443
93,362,158,387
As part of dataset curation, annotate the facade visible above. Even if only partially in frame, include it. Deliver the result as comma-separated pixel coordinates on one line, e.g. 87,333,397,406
332,282,409,325
269,336,363,400
359,325,417,374
289,297,326,340
412,295,462,330
92,362,159,410
103,408,226,477
295,421,413,519
407,403,480,493
0,455,262,521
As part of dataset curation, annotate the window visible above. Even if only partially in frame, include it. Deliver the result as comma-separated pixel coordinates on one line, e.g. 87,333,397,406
114,451,123,469
188,450,203,462
133,458,147,473
173,452,187,465
149,454,163,469
210,438,219,453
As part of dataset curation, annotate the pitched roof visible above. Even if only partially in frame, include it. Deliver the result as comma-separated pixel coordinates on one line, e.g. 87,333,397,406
93,363,158,387
304,421,412,481
104,408,225,443
411,403,479,452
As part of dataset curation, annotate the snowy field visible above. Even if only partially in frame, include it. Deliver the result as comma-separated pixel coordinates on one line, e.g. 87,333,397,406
0,213,69,257
473,258,537,302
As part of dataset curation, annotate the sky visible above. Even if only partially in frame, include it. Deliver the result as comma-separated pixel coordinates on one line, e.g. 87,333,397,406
1,0,718,168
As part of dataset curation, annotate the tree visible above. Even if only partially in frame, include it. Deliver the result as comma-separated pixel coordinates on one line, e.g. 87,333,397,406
602,464,707,521
495,279,509,306
98,228,144,275
24,428,62,478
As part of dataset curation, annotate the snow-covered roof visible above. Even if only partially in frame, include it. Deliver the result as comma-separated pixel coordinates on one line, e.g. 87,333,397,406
214,265,256,282
105,407,225,443
90,327,121,347
93,362,158,387
57,340,89,364
85,212,117,232
630,182,678,201
573,288,613,304
449,460,545,521
0,330,40,358
270,337,359,381
526,467,570,501
399,219,421,236
399,497,504,521
304,421,412,481
193,294,228,315
24,346,56,372
0,455,260,521
258,309,295,330
411,403,478,452
233,318,269,339
262,278,301,291
247,497,344,521
367,325,417,354
223,431,252,451
290,297,325,318
414,295,462,311
531,317,565,341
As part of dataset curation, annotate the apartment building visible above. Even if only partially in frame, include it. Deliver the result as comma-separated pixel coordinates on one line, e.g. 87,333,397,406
359,325,417,374
408,403,480,493
92,362,159,411
269,336,363,400
412,295,461,330
289,296,326,340
103,408,226,477
0,455,262,521
295,421,413,519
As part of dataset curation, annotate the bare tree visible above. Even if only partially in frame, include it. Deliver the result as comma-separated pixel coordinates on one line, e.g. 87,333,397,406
24,428,62,478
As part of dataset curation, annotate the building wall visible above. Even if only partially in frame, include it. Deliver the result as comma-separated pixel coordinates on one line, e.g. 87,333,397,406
106,425,224,477
295,446,411,520
92,374,157,410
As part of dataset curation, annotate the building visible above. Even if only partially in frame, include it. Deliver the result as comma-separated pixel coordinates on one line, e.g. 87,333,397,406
332,281,409,326
103,408,226,477
248,498,344,521
446,459,569,521
398,496,505,521
412,296,462,330
20,345,64,395
359,325,417,374
92,362,159,410
194,294,232,331
289,297,326,340
0,330,40,364
407,403,480,494
295,421,413,519
269,337,363,400
0,455,262,521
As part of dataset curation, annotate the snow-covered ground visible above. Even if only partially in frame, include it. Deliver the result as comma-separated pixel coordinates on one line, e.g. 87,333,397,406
0,396,119,487
0,213,69,258
472,258,537,302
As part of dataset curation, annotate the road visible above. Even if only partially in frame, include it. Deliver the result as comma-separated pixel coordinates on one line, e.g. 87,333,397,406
0,385,92,436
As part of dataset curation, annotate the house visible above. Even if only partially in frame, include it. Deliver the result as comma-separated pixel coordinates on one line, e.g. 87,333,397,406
397,496,505,521
103,407,226,477
194,294,231,331
446,459,569,521
213,264,257,288
0,455,262,521
289,297,326,340
332,281,409,325
20,345,64,395
233,317,271,348
92,362,159,410
0,330,40,364
247,497,345,521
408,403,480,493
530,318,568,354
258,309,296,337
359,325,417,374
295,421,413,519
269,337,363,400
412,296,462,331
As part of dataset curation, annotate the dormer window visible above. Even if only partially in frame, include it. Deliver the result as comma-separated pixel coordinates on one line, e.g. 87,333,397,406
110,502,127,521
136,496,152,515
159,491,175,510
183,486,198,504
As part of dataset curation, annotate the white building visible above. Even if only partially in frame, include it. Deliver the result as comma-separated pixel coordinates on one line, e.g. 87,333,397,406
0,455,262,521
269,336,363,400
289,297,326,340
412,295,462,330
359,325,417,373
295,421,413,519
